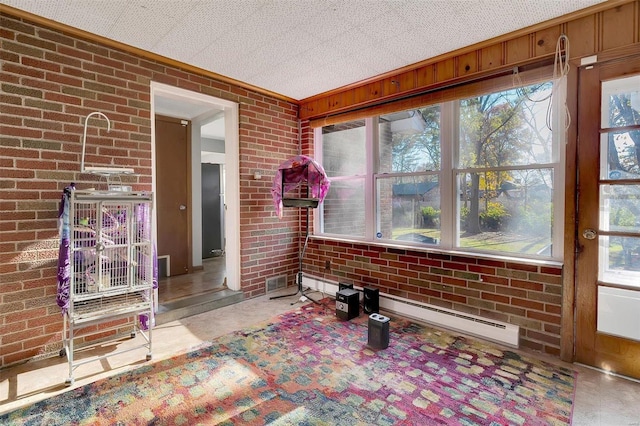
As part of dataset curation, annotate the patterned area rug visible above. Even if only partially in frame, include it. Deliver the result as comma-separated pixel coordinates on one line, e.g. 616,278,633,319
1,302,576,425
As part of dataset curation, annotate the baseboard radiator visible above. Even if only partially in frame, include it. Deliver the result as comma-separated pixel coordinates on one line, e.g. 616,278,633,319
303,275,519,348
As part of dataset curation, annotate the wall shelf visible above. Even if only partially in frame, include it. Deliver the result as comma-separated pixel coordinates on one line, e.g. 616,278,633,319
282,198,319,208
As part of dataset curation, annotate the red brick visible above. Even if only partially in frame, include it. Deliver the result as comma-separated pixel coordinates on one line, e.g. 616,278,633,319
527,310,561,325
511,298,545,311
526,330,560,346
480,274,509,286
540,266,562,275
3,62,45,79
442,292,466,303
545,304,562,315
505,262,538,272
442,276,467,287
511,279,544,292
520,339,543,351
468,264,496,275
495,303,526,316
443,261,467,271
481,292,509,304
0,321,26,335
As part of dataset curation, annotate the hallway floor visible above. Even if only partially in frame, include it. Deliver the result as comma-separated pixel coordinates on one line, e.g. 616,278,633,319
158,256,226,304
1,288,639,425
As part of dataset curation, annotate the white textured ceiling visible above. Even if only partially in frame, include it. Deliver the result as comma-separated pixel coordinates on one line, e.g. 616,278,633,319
5,0,606,100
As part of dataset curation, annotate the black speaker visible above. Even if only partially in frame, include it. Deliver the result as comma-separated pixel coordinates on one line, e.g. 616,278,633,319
363,287,379,314
336,288,359,321
338,282,354,291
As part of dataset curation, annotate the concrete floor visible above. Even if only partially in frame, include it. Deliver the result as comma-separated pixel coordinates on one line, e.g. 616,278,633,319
1,288,639,425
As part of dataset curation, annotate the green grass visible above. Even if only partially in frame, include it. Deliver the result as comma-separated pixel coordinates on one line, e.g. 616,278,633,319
393,227,550,255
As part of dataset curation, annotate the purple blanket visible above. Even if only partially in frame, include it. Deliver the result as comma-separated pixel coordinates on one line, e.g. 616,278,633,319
56,184,75,314
271,155,331,218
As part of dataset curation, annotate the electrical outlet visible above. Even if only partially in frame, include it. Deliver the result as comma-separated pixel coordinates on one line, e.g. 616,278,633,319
325,260,331,270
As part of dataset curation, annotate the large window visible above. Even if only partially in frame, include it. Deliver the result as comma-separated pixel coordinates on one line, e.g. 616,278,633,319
319,120,367,237
315,80,565,260
376,107,442,244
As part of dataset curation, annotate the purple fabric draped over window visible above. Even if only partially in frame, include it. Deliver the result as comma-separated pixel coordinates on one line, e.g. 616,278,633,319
271,155,331,218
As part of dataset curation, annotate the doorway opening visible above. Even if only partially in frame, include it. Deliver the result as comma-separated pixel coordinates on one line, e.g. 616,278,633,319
150,82,241,322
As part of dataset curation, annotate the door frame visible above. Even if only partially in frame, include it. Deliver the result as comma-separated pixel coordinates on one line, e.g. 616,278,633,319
573,54,640,378
150,81,241,292
560,61,580,363
562,49,639,363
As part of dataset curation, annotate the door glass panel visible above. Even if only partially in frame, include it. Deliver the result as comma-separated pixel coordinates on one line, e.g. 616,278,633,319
597,286,640,340
601,75,640,128
599,131,640,180
598,235,640,288
599,184,640,232
598,74,640,288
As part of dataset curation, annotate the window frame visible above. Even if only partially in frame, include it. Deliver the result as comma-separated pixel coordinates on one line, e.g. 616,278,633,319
313,72,566,262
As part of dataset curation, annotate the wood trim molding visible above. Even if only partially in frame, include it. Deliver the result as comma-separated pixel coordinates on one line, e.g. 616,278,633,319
0,4,298,104
300,0,639,121
309,64,554,128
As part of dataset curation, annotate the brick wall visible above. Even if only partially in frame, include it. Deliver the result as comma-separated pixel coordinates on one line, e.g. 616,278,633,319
306,240,563,355
0,13,299,366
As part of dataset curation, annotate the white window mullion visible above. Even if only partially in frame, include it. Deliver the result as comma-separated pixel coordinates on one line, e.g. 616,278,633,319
365,117,377,240
440,101,456,250
551,77,567,260
313,126,323,234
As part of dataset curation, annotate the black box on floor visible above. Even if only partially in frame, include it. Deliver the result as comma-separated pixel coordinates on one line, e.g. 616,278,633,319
368,313,390,349
336,288,359,321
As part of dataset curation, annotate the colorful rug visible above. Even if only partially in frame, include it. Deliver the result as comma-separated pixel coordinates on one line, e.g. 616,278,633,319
0,302,576,425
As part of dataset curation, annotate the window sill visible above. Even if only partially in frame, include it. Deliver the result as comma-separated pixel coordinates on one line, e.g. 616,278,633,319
310,234,564,269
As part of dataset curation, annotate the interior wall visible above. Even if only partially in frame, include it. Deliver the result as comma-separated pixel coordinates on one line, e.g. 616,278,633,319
191,115,203,267
0,13,300,367
201,136,226,259
201,137,225,153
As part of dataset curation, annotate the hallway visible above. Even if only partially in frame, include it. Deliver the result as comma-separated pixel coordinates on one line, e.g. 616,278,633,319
157,256,227,305
155,255,243,325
